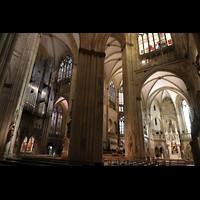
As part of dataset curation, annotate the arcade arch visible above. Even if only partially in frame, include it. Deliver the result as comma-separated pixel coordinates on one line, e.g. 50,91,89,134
2,33,200,165
141,70,192,159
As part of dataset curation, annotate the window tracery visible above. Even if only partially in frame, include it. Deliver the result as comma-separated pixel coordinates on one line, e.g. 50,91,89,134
119,115,124,135
56,109,63,135
109,80,116,103
138,33,173,55
20,136,35,152
57,55,73,83
49,107,63,135
49,107,57,134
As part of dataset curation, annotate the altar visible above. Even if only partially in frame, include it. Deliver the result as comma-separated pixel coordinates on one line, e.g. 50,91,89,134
165,130,182,159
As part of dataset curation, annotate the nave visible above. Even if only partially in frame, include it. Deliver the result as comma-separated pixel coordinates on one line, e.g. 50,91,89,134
1,33,200,166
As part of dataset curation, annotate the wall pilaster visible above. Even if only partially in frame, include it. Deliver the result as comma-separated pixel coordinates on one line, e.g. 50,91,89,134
0,33,19,96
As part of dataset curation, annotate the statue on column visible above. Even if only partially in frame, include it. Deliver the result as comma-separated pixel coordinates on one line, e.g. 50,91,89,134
4,123,15,157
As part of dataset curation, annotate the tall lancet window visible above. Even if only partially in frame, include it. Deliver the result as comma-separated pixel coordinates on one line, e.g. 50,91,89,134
56,109,63,135
143,33,149,53
154,33,160,49
49,107,57,134
119,115,124,135
119,86,124,105
119,86,124,112
57,55,73,83
138,34,144,55
160,33,167,47
149,33,155,52
109,80,116,103
182,100,191,133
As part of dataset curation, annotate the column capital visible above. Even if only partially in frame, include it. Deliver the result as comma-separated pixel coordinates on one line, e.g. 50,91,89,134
79,47,106,58
136,97,142,101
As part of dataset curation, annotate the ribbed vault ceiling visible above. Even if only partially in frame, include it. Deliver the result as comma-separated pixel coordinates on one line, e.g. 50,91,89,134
40,33,80,69
105,36,122,89
40,33,124,90
142,71,189,108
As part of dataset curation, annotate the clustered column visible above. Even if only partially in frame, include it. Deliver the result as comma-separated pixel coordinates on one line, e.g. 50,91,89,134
68,48,105,165
122,33,145,160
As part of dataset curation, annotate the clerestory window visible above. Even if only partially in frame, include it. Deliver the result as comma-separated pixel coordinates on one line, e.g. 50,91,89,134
57,55,73,83
138,33,173,55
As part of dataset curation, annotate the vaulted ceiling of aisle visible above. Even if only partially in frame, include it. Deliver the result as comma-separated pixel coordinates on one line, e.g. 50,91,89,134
40,33,80,69
40,33,124,90
105,36,122,89
141,71,189,108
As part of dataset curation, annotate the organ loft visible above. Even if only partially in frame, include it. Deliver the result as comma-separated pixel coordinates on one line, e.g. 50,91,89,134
0,33,200,166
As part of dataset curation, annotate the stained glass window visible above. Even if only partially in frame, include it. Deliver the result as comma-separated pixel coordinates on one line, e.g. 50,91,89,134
182,100,191,133
57,55,73,83
49,107,57,134
56,109,62,135
143,33,149,53
138,35,144,55
109,80,116,103
21,137,27,152
160,33,167,47
166,33,173,46
154,33,160,49
119,115,124,135
49,107,64,135
138,33,173,55
119,86,124,105
149,33,155,52
26,137,35,152
20,137,35,152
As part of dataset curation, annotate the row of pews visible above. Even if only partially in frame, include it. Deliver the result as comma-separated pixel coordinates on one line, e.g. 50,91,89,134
0,157,194,166
104,158,193,166
104,159,157,166
0,157,81,166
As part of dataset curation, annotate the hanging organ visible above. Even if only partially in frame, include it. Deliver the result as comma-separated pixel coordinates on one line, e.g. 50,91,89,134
23,57,56,118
